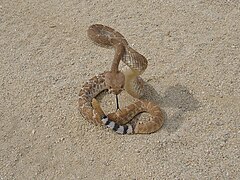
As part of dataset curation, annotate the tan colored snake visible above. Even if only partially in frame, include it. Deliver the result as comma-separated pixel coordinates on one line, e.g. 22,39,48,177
79,24,163,134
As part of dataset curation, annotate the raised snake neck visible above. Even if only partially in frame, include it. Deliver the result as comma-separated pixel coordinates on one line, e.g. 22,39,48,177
78,24,164,134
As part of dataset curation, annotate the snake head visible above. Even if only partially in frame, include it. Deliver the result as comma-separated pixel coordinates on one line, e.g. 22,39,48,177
105,71,125,95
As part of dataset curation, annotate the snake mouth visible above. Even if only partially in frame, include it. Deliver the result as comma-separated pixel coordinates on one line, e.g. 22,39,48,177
108,89,123,95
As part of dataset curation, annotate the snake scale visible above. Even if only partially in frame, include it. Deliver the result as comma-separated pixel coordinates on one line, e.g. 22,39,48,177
79,24,164,134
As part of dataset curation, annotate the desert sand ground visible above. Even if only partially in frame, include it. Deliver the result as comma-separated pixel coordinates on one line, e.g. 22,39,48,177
0,0,239,179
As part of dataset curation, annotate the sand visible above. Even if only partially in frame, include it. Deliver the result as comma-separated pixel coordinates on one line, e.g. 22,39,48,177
0,0,239,179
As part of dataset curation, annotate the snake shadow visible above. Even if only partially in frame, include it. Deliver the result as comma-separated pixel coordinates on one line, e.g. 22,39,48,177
142,82,200,133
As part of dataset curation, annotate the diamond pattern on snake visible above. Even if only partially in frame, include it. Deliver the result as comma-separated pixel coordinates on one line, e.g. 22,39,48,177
79,24,164,134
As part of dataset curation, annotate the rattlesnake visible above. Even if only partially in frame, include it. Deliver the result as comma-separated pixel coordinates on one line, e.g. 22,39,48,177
79,24,164,134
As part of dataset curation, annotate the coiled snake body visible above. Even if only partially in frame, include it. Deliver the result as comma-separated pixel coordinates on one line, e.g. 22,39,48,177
79,24,164,134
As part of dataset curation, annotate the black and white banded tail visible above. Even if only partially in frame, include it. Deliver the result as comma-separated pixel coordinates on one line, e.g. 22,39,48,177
101,115,133,134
